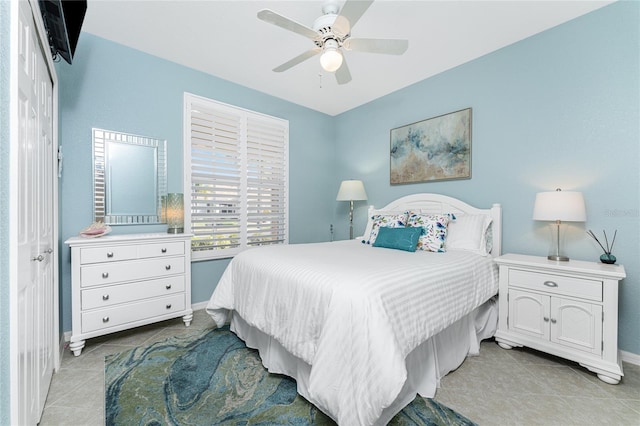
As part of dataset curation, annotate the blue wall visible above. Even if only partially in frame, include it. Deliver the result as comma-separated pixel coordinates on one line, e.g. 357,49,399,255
334,1,639,355
56,34,336,333
55,1,639,358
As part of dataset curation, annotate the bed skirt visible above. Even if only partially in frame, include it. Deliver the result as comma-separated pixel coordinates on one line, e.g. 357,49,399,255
229,296,498,425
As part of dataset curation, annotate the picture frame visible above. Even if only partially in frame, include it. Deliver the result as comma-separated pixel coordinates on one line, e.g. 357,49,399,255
390,108,472,185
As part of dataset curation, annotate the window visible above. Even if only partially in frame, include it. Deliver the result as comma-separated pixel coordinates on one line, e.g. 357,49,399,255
184,93,289,261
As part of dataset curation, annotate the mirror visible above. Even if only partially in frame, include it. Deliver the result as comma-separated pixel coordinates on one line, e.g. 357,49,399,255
93,128,167,225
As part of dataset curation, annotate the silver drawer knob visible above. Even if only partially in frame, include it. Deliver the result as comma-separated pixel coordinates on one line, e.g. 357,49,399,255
166,284,172,290
550,318,557,324
543,280,558,287
161,248,167,253
102,316,110,323
165,265,171,270
166,304,172,309
107,252,114,258
102,272,109,279
543,317,549,322
102,294,109,301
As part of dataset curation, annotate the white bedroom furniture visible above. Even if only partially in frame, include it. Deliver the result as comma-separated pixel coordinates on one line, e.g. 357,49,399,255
65,233,193,356
494,253,626,384
207,193,502,425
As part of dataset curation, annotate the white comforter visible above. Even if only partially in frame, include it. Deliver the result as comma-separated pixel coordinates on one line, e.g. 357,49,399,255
207,239,498,425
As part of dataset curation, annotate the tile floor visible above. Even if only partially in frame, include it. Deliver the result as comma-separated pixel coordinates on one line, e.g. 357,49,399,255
40,309,640,425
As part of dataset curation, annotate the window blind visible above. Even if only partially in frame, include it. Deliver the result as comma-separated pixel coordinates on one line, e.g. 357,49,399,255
184,93,289,260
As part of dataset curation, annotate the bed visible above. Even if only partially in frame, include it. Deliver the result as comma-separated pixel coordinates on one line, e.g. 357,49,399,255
207,193,502,425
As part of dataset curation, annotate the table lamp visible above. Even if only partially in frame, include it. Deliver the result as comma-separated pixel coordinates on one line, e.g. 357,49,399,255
533,188,586,261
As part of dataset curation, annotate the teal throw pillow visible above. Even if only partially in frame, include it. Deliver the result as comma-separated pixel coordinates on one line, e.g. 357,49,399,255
372,226,424,252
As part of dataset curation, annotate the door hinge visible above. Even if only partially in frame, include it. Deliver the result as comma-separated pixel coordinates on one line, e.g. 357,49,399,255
57,145,63,178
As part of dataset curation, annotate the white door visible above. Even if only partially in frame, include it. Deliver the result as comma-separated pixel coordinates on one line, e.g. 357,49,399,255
12,0,58,423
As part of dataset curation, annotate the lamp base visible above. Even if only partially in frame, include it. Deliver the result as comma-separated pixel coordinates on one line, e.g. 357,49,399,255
167,227,184,234
547,254,569,261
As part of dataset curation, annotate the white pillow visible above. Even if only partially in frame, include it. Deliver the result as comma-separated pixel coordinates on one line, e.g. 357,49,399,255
446,214,493,255
361,210,408,244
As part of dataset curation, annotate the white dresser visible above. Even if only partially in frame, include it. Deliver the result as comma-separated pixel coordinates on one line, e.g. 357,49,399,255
494,253,626,384
65,233,193,356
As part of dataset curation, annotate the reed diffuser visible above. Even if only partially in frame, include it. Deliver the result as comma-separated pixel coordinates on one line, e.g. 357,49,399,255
587,229,617,264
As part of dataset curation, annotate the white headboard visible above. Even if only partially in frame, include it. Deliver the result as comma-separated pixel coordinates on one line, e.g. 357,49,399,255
368,193,502,257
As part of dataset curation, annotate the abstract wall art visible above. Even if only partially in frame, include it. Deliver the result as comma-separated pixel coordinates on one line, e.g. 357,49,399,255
390,108,471,185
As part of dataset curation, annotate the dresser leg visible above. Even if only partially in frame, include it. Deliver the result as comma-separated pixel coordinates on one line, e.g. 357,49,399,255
597,373,621,385
497,341,513,350
182,312,193,327
69,340,85,356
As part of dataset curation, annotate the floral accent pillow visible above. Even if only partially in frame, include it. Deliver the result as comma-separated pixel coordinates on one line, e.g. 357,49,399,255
363,212,408,245
406,213,452,252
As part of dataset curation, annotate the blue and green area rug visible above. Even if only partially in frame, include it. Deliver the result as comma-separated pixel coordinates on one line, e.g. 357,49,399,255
105,326,476,425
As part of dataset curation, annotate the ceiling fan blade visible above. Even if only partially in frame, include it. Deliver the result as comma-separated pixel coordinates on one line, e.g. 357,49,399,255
335,58,352,85
337,0,374,30
332,15,350,39
257,9,318,41
273,48,321,72
343,38,408,55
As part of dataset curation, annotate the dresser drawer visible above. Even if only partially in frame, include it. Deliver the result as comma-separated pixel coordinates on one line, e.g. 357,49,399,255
80,257,185,287
80,245,138,264
81,293,186,333
81,276,185,310
509,269,602,301
138,241,185,259
80,241,186,264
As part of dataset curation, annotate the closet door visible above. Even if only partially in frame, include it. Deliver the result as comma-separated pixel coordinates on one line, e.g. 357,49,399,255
13,0,58,423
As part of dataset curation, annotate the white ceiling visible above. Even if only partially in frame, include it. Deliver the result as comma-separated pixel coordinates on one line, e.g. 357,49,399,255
81,0,613,116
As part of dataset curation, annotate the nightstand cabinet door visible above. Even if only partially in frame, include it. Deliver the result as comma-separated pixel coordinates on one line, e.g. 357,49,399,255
509,290,550,340
551,297,602,355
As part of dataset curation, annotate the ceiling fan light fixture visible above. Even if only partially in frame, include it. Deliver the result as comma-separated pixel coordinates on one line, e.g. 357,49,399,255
320,40,343,72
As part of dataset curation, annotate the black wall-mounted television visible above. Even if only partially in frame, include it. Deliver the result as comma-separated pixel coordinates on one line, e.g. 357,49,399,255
39,0,87,64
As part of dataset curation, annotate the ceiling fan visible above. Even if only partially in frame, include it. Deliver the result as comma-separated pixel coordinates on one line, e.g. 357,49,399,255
257,0,409,85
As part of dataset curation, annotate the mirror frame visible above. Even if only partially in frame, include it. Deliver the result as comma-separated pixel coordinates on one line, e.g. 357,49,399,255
92,128,167,225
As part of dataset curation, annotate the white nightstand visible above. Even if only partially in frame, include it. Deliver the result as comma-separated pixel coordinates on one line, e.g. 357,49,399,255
494,253,626,384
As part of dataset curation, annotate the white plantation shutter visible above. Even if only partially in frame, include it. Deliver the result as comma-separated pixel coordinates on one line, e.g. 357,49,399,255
246,116,287,246
184,93,288,260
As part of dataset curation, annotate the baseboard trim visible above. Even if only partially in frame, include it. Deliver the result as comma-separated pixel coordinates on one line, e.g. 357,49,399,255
57,334,65,368
191,301,209,311
621,350,640,366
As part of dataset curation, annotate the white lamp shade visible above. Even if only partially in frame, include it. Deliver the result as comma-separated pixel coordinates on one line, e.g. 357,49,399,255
320,40,343,72
533,190,586,222
336,180,368,201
